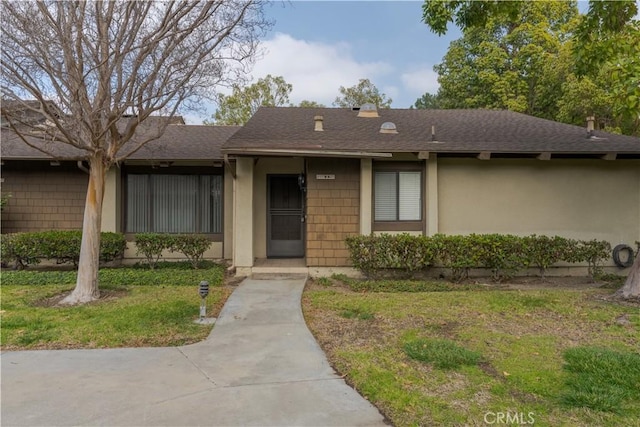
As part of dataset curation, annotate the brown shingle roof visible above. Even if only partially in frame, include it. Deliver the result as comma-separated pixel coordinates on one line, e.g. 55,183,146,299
223,107,640,155
1,125,239,161
128,125,239,160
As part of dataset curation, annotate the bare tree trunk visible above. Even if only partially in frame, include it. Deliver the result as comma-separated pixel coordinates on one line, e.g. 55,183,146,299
61,156,106,305
616,251,640,299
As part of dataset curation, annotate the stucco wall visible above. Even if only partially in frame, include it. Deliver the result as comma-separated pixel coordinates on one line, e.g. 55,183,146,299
1,163,88,233
437,159,640,250
101,168,120,233
306,158,360,267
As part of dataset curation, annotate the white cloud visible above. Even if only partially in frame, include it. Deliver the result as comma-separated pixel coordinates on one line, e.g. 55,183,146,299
251,33,394,106
400,65,439,96
382,85,400,104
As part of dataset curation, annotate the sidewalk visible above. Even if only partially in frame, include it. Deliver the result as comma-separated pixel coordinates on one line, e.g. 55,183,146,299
1,278,387,426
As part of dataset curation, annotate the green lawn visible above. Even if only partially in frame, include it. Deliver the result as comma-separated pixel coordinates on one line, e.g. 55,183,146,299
303,279,640,427
0,263,230,350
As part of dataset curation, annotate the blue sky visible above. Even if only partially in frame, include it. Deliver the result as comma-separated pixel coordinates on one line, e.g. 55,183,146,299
191,1,459,123
259,1,460,106
190,0,593,123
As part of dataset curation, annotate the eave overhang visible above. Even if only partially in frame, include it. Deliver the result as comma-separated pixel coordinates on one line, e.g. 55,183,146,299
222,148,393,159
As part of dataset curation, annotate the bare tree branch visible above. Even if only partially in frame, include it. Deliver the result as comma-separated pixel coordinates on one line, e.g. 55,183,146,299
1,0,270,304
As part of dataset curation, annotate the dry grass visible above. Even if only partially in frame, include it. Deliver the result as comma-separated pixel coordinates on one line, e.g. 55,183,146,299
303,277,640,427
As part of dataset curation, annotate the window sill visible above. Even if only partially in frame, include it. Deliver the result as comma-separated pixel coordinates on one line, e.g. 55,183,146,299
372,222,423,232
124,233,223,242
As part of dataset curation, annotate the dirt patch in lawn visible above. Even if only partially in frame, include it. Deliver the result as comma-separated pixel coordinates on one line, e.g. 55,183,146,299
33,289,130,307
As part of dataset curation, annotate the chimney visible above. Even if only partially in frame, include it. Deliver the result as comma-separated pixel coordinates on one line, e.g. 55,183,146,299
314,115,323,131
586,116,595,134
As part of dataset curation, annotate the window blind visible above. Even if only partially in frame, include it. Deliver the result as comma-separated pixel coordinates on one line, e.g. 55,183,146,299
126,174,222,233
374,171,397,221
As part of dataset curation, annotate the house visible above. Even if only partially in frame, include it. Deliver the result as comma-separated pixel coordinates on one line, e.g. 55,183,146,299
1,119,238,261
2,105,639,276
221,106,640,276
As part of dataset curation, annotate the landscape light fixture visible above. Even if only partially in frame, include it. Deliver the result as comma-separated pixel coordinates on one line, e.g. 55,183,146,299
198,280,209,321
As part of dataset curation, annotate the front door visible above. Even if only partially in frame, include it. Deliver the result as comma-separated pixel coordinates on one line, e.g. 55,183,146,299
267,175,305,258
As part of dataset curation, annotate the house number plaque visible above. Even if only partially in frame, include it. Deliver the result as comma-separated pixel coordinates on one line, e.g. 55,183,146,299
316,174,335,180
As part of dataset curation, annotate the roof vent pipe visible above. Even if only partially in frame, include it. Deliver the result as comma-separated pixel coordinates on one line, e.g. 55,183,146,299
314,115,324,131
586,116,595,135
431,125,436,141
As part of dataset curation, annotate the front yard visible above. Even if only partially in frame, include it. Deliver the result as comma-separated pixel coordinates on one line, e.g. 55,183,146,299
0,263,230,350
303,277,640,426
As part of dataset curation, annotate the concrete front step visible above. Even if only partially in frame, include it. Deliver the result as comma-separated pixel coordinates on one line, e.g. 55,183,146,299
251,272,309,280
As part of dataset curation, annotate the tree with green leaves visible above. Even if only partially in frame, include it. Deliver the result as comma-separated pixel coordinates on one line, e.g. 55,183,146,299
298,100,325,108
429,1,579,117
573,10,639,135
1,0,267,305
411,92,441,109
332,78,392,108
422,0,639,135
423,0,640,298
210,74,292,125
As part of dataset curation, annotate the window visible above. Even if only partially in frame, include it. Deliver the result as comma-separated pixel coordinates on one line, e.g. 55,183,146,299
374,170,422,221
126,174,222,233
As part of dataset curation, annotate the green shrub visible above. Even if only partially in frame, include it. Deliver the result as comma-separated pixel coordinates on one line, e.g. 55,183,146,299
345,233,435,279
130,260,220,270
0,192,11,210
40,230,83,265
564,239,611,279
432,234,480,282
404,337,482,369
169,234,212,269
1,233,40,269
345,234,377,277
474,234,528,281
523,235,570,278
100,232,128,263
561,347,640,412
0,231,126,269
134,233,174,269
345,233,613,281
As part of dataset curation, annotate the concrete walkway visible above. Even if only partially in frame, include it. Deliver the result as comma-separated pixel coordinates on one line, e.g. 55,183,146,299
1,278,387,426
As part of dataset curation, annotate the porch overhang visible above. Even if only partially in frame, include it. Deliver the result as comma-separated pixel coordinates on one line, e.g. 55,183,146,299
222,148,392,159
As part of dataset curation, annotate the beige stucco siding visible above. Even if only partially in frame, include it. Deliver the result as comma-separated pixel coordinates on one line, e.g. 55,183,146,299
437,159,640,246
101,167,121,233
223,165,234,260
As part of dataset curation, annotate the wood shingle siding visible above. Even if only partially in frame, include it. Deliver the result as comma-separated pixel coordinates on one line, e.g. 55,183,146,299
306,158,360,267
1,162,87,233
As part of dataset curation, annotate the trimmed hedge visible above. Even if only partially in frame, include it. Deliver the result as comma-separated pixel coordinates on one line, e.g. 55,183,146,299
134,233,212,269
1,231,126,269
344,233,435,278
345,233,611,281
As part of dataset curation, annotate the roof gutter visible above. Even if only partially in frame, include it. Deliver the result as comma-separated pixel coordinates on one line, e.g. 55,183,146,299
222,148,392,159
